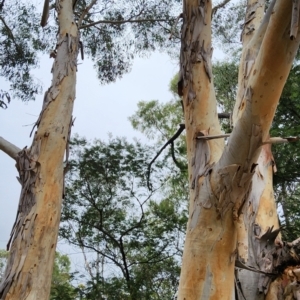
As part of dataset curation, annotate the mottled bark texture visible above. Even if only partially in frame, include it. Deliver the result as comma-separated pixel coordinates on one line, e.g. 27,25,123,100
178,0,300,299
0,1,79,299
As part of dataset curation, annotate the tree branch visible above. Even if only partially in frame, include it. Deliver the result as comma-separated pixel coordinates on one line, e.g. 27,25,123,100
119,237,131,285
218,112,231,119
40,0,49,27
147,124,185,190
263,137,300,144
0,136,21,160
80,18,170,29
169,13,183,40
74,236,126,278
147,111,231,189
0,15,18,47
170,141,184,169
196,134,230,140
78,0,97,28
211,0,232,16
0,0,5,11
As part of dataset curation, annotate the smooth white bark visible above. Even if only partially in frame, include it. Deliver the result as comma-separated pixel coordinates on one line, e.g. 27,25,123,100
0,136,21,160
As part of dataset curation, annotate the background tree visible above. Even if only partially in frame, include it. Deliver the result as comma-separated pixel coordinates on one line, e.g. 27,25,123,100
0,250,8,283
60,136,186,299
50,252,78,300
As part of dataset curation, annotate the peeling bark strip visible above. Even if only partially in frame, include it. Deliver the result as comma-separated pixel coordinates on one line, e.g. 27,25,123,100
236,225,300,297
178,0,212,97
240,0,265,40
6,145,42,251
189,131,215,229
291,0,300,39
31,33,79,137
0,0,79,299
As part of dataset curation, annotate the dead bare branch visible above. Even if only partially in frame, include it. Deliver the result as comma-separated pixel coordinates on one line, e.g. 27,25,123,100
263,137,300,144
169,13,183,40
197,134,230,140
211,0,232,17
80,18,170,29
0,15,18,48
0,136,21,160
147,124,185,190
40,0,49,27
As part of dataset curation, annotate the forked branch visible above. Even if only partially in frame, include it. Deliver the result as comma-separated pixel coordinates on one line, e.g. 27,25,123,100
147,124,185,189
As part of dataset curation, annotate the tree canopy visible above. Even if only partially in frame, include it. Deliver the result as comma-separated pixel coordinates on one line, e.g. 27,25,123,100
0,0,181,103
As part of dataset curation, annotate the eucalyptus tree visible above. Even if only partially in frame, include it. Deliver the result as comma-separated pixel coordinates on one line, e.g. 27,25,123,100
0,0,180,298
177,0,300,299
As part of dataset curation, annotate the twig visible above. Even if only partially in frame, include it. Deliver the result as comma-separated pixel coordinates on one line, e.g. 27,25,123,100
218,112,231,119
119,237,131,285
40,0,49,27
170,141,181,168
80,18,169,29
212,0,232,17
147,113,232,190
0,136,21,160
196,134,300,144
147,124,185,190
196,133,230,140
263,137,300,144
169,13,183,40
0,15,18,48
0,0,5,11
78,0,97,28
287,236,300,248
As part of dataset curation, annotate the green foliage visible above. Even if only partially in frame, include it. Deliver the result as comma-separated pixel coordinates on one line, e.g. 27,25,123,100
0,0,181,103
129,99,183,140
213,61,238,133
129,90,188,200
50,252,77,300
272,65,300,185
270,64,300,241
0,0,53,101
79,0,180,83
60,135,185,299
212,0,246,57
0,250,8,282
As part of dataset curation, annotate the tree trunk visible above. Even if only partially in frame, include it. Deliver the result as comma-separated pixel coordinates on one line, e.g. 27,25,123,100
178,0,300,299
0,1,78,299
